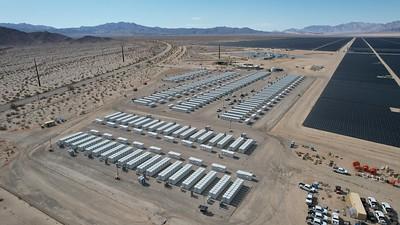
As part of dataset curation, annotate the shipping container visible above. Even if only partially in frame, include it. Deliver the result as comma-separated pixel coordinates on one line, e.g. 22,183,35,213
193,170,217,194
157,161,183,181
168,164,192,185
208,174,231,199
136,155,162,173
222,178,244,204
181,167,206,190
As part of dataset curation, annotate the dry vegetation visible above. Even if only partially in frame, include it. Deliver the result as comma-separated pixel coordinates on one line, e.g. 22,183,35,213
0,40,187,130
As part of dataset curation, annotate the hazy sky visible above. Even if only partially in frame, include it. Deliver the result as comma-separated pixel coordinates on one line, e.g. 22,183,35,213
1,0,399,30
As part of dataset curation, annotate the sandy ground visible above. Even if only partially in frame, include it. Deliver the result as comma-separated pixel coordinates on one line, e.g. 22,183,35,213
0,37,399,225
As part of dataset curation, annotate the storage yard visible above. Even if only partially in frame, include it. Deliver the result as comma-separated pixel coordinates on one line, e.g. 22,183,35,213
1,35,399,225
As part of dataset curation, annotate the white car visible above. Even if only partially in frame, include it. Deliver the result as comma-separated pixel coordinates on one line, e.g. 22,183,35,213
299,182,317,193
314,211,329,222
312,217,327,225
333,167,349,175
381,202,393,214
368,196,378,209
314,205,328,215
374,210,387,225
331,212,340,225
306,193,313,206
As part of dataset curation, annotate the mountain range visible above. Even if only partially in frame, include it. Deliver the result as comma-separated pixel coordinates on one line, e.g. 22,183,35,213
0,22,267,37
1,20,400,46
2,21,400,37
0,27,111,46
285,21,400,34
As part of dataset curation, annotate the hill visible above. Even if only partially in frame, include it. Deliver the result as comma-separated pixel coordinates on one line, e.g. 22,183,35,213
0,27,71,45
285,21,400,34
0,22,269,37
0,27,113,46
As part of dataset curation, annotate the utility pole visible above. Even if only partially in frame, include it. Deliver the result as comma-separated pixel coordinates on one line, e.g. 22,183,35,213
121,45,125,63
218,44,221,60
34,58,41,87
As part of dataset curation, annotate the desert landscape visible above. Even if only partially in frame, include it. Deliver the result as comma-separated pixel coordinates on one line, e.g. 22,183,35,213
1,2,400,225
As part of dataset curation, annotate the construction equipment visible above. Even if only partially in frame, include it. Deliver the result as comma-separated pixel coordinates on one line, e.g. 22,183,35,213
138,175,146,186
198,205,208,214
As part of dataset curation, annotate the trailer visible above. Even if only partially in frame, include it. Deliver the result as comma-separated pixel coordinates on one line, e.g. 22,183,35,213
157,161,183,181
136,155,162,173
99,144,126,161
200,144,213,152
181,167,206,190
102,133,113,140
208,174,231,199
179,127,197,139
106,121,118,128
228,137,245,151
217,134,234,148
222,178,244,204
221,149,235,158
211,163,227,173
193,170,217,194
147,131,159,139
168,164,192,185
168,151,181,159
188,157,203,166
208,133,225,146
119,125,129,131
132,128,144,134
181,140,194,147
133,141,144,149
236,170,254,181
149,146,162,154
126,152,152,169
107,147,133,163
116,137,129,144
164,135,175,143
117,149,143,167
89,129,100,135
146,157,171,176
238,139,256,153
172,125,190,137
189,129,207,142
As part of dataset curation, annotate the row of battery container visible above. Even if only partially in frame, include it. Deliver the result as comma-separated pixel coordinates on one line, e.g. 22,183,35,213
220,75,304,123
98,111,257,154
133,72,239,107
57,131,255,204
162,69,209,83
171,71,269,113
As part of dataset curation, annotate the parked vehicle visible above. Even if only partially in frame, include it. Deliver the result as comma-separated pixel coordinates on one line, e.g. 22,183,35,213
374,210,387,225
381,202,393,215
299,182,317,193
333,167,349,175
331,212,340,225
367,197,378,209
314,205,328,215
306,193,313,206
313,211,329,222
